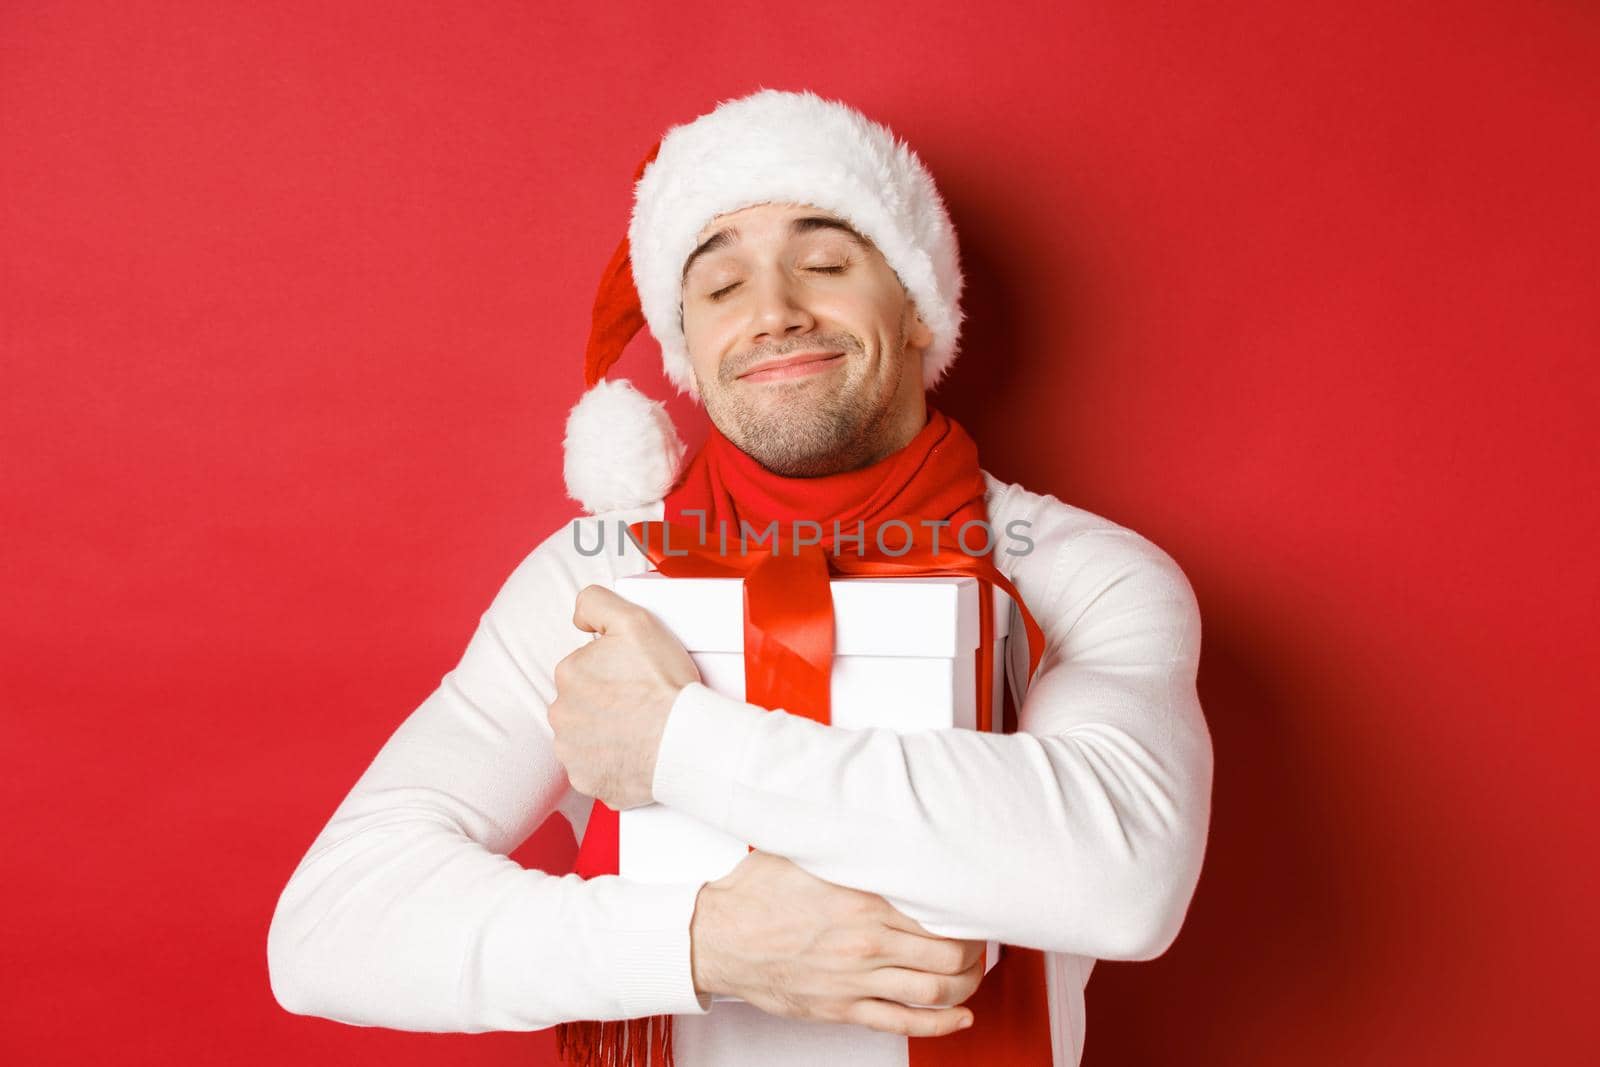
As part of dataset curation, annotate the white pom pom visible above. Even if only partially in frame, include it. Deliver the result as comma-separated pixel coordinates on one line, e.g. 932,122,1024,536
562,378,687,514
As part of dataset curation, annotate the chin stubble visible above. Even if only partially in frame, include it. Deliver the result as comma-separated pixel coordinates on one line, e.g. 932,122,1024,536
703,320,908,477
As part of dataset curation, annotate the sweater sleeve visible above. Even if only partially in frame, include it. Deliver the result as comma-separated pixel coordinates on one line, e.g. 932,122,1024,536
649,506,1214,963
266,521,712,1032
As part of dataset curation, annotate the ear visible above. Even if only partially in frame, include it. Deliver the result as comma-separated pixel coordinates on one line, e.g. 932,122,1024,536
905,302,935,351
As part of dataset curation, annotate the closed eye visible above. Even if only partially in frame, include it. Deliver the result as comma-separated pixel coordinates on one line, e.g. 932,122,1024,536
706,265,848,302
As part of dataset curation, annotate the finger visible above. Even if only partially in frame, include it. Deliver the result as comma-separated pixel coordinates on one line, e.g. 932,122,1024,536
571,584,633,635
874,904,953,939
873,929,981,975
863,965,980,1010
872,909,987,970
844,998,973,1038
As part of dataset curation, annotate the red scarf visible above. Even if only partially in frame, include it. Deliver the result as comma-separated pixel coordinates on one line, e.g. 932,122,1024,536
557,408,1055,1066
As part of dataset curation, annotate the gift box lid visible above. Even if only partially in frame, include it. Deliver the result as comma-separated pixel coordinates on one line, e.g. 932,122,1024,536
612,573,1012,658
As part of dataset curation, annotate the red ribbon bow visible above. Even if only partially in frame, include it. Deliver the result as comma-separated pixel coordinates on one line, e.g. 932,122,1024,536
624,519,1046,726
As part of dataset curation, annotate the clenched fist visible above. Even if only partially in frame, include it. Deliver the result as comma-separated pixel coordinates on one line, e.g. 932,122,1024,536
548,583,702,810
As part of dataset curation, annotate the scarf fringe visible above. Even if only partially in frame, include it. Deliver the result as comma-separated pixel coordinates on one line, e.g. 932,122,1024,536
556,1015,675,1067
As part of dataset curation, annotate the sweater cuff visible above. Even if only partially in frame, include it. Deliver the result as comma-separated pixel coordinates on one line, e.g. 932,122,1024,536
605,879,713,1017
651,681,762,831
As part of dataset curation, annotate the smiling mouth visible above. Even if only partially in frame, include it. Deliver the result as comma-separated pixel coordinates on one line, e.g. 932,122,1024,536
737,350,846,383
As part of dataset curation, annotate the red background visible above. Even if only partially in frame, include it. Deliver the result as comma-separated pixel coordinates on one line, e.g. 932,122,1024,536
4,2,1595,1063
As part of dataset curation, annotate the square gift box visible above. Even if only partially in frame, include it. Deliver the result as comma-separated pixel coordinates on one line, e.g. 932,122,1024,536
612,571,1014,999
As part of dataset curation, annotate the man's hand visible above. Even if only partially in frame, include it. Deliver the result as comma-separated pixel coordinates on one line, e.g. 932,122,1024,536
690,851,984,1036
548,584,701,810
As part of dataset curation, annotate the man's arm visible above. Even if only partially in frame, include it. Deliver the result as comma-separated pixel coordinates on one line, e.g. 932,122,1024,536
649,516,1214,964
266,525,712,1031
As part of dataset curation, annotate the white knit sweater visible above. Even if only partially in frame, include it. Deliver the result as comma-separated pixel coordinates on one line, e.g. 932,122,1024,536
267,472,1213,1066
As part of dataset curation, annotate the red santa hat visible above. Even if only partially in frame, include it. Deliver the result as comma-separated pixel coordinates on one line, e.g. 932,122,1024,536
563,88,966,514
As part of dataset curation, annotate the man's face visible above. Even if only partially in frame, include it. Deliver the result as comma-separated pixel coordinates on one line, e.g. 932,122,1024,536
680,201,934,476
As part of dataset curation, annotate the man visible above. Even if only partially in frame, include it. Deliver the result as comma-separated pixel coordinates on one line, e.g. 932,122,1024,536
267,89,1213,1067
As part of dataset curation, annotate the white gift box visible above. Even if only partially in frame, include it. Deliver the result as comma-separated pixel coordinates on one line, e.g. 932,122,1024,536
613,572,1014,999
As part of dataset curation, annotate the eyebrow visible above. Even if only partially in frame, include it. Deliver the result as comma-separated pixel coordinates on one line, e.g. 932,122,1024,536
680,215,871,281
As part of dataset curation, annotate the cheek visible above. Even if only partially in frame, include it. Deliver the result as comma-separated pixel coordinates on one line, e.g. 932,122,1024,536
810,290,886,340
682,309,732,377
847,296,907,356
833,273,905,332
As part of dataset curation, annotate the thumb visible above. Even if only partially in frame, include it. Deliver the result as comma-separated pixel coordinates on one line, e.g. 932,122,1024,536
572,583,632,636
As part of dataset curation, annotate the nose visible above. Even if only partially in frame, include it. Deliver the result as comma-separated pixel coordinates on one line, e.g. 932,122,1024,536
746,266,817,347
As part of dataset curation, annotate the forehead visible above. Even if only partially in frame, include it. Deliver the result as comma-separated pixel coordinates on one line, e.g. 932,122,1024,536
693,201,840,241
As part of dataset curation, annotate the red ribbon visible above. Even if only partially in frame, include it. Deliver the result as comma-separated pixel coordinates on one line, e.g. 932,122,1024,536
626,519,1045,722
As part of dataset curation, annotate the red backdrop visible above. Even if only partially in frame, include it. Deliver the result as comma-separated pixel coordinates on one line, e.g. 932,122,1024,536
3,2,1594,1063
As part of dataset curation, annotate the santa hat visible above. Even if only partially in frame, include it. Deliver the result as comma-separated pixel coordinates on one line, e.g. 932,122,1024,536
562,88,966,514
